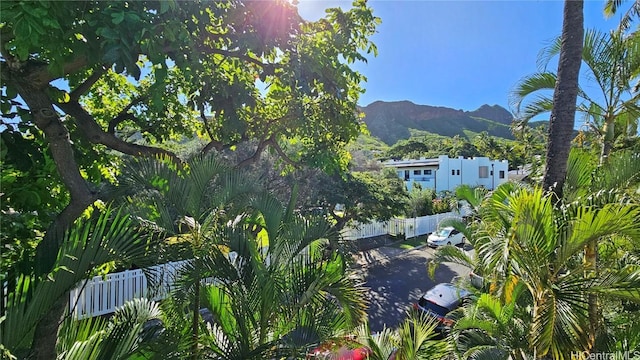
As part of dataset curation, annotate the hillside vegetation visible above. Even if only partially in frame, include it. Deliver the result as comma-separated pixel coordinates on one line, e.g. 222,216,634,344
360,101,515,145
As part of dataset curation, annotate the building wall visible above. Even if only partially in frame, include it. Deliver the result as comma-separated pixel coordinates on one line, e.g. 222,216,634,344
395,166,438,191
387,156,509,192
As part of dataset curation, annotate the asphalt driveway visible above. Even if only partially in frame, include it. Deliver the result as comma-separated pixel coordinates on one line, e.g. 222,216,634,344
362,246,470,332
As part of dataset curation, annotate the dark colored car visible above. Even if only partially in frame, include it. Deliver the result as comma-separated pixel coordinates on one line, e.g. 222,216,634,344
413,283,471,331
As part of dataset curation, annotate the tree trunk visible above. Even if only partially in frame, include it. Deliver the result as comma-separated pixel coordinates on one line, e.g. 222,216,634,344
191,281,200,360
9,77,96,275
585,240,600,350
9,74,96,358
542,0,584,201
29,296,68,360
600,120,615,164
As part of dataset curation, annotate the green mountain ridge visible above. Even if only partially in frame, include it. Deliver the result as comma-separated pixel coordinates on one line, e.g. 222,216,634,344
360,100,515,145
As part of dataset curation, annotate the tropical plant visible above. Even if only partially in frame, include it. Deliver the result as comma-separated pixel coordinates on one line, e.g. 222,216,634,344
452,283,532,360
56,298,163,360
511,28,640,167
117,154,368,359
193,206,367,359
116,154,260,359
430,177,640,358
355,310,451,360
0,207,158,359
604,0,640,31
514,0,584,197
562,148,640,347
475,185,640,358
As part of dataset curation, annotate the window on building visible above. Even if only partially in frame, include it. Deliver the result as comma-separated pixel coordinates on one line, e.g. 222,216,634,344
451,169,455,176
404,170,410,181
499,170,505,179
456,169,460,175
479,166,489,178
413,170,421,175
425,170,432,175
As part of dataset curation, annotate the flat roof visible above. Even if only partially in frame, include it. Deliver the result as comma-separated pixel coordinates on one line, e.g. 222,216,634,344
384,159,439,168
384,156,508,169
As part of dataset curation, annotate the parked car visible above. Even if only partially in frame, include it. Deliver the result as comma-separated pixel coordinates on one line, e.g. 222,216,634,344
426,227,465,247
413,283,471,332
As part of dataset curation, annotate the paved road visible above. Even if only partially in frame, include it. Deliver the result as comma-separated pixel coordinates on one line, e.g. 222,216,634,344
362,246,471,332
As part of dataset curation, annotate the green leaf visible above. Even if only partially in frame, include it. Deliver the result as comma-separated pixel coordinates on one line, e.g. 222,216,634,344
155,66,167,83
97,27,119,40
5,86,17,100
111,12,125,25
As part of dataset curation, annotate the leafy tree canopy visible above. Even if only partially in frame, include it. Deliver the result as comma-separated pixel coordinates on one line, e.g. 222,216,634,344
0,0,379,272
300,168,408,232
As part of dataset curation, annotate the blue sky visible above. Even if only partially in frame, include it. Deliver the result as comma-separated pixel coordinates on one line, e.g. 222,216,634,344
298,0,626,113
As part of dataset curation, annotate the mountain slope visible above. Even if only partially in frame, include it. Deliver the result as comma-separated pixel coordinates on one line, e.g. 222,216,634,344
360,101,514,145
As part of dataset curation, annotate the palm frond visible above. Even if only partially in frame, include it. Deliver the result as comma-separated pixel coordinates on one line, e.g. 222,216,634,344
589,267,640,302
60,298,162,360
510,73,557,120
594,150,640,190
394,310,451,360
563,148,597,202
428,245,476,280
355,322,398,360
537,36,562,71
1,207,152,354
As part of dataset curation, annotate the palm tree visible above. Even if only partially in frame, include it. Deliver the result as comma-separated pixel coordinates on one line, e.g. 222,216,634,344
604,0,640,31
563,148,640,347
474,185,640,358
541,0,583,198
194,199,368,359
116,154,262,359
453,283,532,360
512,28,640,166
0,207,159,358
355,310,451,360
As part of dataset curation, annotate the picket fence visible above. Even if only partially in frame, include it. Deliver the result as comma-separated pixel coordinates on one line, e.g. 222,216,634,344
69,260,187,319
69,210,467,319
341,210,466,240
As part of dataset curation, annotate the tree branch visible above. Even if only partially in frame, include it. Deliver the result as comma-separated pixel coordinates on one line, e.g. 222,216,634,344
57,99,183,164
195,45,272,69
235,137,271,168
108,95,148,134
69,65,109,101
23,56,90,88
201,140,227,154
199,108,218,145
265,137,299,169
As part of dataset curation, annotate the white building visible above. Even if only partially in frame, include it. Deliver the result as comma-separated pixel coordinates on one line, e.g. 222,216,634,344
385,155,508,192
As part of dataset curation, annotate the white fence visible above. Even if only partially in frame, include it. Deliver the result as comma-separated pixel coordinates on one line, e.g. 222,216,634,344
403,212,465,238
341,221,388,240
341,210,466,240
69,260,190,319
